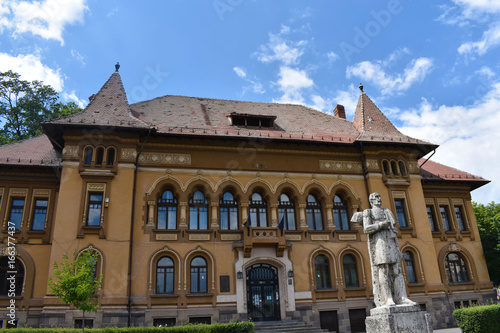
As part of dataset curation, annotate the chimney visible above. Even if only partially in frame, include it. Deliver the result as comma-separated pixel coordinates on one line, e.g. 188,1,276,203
333,104,346,119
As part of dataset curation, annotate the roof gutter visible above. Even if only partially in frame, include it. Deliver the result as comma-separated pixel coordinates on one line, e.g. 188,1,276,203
127,128,152,327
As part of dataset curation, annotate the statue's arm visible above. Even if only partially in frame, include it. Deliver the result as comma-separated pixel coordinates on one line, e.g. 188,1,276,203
363,210,379,234
385,209,398,231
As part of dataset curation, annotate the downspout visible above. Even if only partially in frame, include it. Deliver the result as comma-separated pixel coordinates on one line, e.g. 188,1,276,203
359,142,371,201
419,149,436,168
127,129,151,327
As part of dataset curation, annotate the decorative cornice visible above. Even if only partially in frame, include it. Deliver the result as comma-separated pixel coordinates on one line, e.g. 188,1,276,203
319,160,363,172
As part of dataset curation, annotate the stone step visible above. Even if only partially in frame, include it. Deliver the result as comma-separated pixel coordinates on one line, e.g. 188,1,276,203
254,320,329,333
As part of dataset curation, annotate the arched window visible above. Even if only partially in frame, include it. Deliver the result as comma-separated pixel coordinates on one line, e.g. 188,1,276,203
84,147,93,165
343,254,359,288
189,190,208,230
399,161,407,177
314,255,332,289
278,193,296,230
333,195,349,230
95,147,104,165
306,194,323,230
220,192,238,230
404,251,417,284
382,160,391,176
106,147,116,166
190,256,207,293
158,190,177,229
0,257,24,296
156,257,174,294
249,192,267,227
445,252,469,283
391,161,399,176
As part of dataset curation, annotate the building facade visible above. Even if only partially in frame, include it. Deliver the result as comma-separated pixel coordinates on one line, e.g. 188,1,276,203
0,67,494,331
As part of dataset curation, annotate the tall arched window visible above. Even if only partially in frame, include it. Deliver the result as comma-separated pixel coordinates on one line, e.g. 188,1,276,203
249,192,267,227
106,147,116,166
306,194,323,230
278,193,296,230
0,257,24,296
314,255,332,289
343,254,359,288
333,195,349,230
95,147,104,165
391,161,399,176
158,190,177,229
404,251,417,284
84,147,93,165
399,161,407,177
445,252,469,283
189,190,208,230
382,160,391,176
156,257,174,294
190,256,207,293
220,192,238,230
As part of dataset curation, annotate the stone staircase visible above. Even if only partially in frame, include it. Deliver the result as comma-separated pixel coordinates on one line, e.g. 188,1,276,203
253,320,329,333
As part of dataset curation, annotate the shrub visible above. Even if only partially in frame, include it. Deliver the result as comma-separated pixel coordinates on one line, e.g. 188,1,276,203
7,321,254,333
453,303,500,333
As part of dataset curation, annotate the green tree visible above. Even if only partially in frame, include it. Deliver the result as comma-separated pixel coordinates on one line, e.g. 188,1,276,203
0,70,81,144
49,249,102,332
473,201,500,286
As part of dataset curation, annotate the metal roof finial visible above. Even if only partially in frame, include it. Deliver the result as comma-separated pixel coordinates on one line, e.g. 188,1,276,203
115,62,120,72
359,83,364,93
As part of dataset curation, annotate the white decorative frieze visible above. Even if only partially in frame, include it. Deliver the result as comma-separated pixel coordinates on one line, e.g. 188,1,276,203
319,160,362,172
138,153,191,165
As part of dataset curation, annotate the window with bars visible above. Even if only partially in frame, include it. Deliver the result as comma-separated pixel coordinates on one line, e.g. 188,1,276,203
314,255,332,289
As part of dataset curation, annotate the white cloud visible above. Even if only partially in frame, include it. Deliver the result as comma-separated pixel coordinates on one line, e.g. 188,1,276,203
0,0,88,45
233,66,246,78
458,23,500,56
452,0,500,16
274,66,313,105
256,29,307,66
327,51,339,62
0,52,64,91
346,57,433,95
331,84,362,117
62,91,87,108
71,49,86,66
398,82,500,204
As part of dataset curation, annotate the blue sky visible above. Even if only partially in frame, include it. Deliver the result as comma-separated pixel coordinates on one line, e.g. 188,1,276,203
0,0,499,204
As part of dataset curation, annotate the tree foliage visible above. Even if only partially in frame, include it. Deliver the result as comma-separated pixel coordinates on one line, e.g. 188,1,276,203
472,201,500,286
49,249,103,331
0,70,81,144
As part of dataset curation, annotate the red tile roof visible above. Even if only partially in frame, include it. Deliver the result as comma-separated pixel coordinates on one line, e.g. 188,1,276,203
0,135,60,167
129,95,360,143
42,71,151,142
353,92,431,146
419,159,489,190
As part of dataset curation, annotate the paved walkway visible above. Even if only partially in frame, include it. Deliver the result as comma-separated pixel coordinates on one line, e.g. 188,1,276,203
434,328,461,333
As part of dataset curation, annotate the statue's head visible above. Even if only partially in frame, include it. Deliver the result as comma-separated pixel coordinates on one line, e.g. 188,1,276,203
369,192,382,207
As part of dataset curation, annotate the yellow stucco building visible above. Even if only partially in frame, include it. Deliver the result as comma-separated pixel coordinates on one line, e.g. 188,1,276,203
0,66,494,331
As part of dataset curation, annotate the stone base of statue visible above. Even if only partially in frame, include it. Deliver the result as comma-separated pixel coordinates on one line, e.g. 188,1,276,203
365,304,433,333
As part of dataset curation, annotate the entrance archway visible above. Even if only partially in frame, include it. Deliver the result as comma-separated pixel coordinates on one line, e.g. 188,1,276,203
246,263,281,321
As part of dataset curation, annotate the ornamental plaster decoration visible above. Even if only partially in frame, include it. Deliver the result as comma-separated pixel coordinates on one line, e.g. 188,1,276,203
62,145,79,157
365,159,379,170
121,148,137,160
407,162,420,173
319,160,363,172
138,153,191,165
447,241,462,253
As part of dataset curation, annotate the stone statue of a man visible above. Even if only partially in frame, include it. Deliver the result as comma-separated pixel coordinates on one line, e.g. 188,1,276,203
363,192,415,308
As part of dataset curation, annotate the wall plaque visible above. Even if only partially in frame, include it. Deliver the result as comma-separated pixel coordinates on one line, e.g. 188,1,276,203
156,234,177,241
311,234,329,241
189,234,210,241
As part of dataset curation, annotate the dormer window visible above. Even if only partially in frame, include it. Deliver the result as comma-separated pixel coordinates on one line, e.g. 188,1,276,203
228,113,276,128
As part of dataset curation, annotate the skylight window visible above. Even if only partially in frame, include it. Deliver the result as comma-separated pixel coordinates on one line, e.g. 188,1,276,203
228,113,276,128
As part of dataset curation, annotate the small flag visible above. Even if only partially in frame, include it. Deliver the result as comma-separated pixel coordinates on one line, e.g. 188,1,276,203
278,215,285,231
243,213,251,228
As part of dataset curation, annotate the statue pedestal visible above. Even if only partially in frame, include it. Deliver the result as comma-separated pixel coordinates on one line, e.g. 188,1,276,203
365,304,433,333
